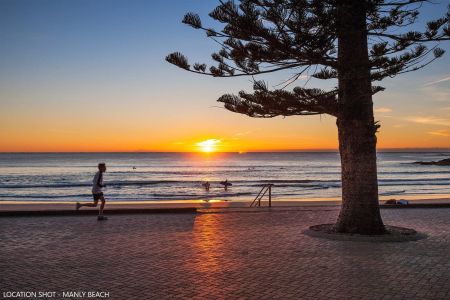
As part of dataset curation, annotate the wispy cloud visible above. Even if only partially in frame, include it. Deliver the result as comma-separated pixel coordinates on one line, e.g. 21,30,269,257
406,116,450,126
234,130,257,137
424,76,450,87
231,129,261,140
428,129,450,137
274,75,309,88
374,107,392,113
47,129,80,134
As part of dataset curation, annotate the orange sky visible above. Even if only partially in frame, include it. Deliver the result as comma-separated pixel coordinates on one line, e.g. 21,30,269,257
1,81,449,152
1,107,449,152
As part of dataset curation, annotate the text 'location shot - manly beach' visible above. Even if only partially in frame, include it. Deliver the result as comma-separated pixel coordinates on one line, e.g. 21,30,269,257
1,0,450,299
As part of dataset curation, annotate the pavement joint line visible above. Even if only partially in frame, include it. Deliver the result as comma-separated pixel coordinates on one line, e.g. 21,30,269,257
197,208,341,214
0,203,449,218
0,207,198,217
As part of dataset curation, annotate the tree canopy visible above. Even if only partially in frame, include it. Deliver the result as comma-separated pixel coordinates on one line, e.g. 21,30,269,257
166,0,450,118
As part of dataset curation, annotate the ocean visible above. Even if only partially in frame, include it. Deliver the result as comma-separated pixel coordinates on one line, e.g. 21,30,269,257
0,152,449,203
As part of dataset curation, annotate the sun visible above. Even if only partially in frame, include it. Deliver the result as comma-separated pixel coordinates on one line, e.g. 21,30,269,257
196,139,221,153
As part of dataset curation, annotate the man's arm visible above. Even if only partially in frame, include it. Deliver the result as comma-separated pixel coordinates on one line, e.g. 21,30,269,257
96,173,104,188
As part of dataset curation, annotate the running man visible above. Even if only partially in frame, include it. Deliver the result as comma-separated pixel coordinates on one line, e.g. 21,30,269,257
76,163,108,220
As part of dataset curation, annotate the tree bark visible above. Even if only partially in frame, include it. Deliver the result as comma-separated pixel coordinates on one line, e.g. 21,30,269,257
334,0,386,235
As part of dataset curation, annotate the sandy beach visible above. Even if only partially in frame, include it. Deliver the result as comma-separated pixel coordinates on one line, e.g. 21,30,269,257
1,194,449,212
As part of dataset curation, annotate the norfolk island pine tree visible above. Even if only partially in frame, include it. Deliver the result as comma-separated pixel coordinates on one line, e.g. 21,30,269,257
166,0,450,235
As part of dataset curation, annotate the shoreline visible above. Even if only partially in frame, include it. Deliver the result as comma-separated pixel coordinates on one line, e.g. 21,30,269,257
1,194,449,212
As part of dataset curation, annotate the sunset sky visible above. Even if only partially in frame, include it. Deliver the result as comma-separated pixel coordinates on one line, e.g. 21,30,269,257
1,0,449,152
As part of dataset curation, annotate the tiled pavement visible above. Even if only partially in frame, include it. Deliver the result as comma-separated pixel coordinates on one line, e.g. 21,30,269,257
1,207,450,300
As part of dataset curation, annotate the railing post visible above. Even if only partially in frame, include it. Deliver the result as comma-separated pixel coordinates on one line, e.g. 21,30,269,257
269,185,272,207
250,184,273,208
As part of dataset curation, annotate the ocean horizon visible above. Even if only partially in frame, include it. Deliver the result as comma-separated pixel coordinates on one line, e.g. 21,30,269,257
2,148,450,153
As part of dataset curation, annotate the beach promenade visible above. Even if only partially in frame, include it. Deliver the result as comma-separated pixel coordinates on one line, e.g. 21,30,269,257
1,207,450,300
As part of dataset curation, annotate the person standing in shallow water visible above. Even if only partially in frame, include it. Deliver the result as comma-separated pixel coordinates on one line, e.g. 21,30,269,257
76,163,108,221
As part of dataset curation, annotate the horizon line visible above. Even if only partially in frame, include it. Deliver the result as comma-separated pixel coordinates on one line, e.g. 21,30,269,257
1,148,450,154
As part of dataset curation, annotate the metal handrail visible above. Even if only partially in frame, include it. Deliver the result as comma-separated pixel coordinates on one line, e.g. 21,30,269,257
250,184,273,207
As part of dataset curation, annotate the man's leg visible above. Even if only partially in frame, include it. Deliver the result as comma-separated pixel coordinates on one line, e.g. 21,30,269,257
99,196,105,216
97,196,108,220
79,200,99,208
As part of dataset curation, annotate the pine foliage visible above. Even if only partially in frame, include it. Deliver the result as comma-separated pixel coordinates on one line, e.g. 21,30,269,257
167,0,449,117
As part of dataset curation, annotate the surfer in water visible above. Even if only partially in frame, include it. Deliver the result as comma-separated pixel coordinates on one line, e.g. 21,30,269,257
202,181,210,191
220,179,232,191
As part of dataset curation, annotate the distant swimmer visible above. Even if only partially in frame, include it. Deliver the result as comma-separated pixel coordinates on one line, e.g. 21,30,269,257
220,179,232,191
202,181,210,191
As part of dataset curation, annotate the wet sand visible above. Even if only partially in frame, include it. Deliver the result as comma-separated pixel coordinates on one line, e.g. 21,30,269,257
1,194,449,212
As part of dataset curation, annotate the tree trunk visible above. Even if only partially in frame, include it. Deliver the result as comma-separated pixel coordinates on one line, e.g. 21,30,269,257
334,0,386,235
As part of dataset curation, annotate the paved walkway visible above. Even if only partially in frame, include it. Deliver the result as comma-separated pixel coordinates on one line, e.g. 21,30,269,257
1,207,450,299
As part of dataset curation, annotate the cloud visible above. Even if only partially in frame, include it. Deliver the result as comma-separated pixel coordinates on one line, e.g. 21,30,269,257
234,130,258,137
374,107,392,113
430,91,450,102
428,129,450,137
195,139,221,147
420,78,450,102
424,76,450,86
232,129,261,140
406,116,450,126
274,75,309,88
